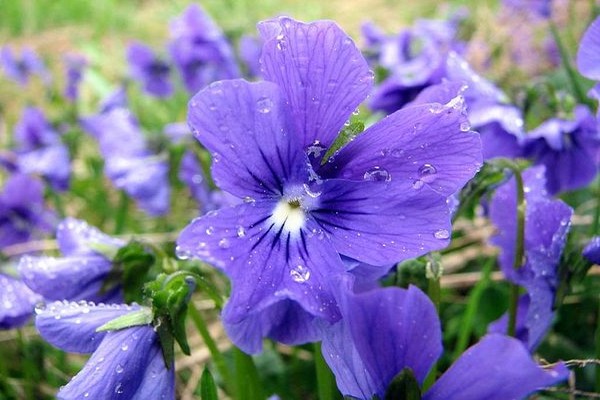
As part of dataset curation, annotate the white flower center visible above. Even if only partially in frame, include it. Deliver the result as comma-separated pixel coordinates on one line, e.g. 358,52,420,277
269,199,306,237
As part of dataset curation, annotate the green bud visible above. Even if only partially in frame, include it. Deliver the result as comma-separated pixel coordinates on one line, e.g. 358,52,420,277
384,368,422,400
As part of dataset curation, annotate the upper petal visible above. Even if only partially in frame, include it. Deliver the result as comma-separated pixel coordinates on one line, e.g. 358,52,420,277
57,218,124,257
36,301,142,353
324,94,481,196
577,16,600,81
423,334,569,400
188,79,307,198
259,17,373,149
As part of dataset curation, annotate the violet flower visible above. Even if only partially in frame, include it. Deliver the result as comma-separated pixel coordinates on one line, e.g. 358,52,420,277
0,174,55,250
127,41,173,98
176,17,481,353
321,278,568,399
522,105,600,195
18,218,125,303
36,301,174,399
583,236,600,265
63,53,87,102
0,273,42,329
82,108,170,216
168,3,240,93
13,107,71,191
0,46,50,86
577,15,600,102
488,166,573,350
503,0,552,19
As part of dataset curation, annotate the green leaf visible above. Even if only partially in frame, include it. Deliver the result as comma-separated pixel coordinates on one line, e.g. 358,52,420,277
114,240,156,303
96,308,153,332
322,120,365,164
200,367,219,400
384,368,422,400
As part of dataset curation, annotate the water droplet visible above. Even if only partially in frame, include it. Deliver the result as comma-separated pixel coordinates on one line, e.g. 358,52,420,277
290,265,311,283
236,226,246,238
115,383,124,394
429,103,444,113
434,229,450,239
34,302,46,314
121,343,129,351
218,238,230,249
418,163,437,177
175,246,191,260
412,180,424,189
460,121,470,132
306,140,326,158
303,183,322,198
243,196,256,204
256,97,273,113
363,166,391,182
115,364,124,374
205,226,215,235
391,149,404,158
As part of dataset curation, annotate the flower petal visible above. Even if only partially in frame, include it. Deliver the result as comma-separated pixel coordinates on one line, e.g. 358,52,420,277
423,334,569,400
57,326,156,399
258,17,373,149
0,274,41,330
130,338,175,400
188,79,307,198
313,179,451,266
577,16,600,81
324,96,481,197
36,301,141,353
57,218,124,257
18,255,112,301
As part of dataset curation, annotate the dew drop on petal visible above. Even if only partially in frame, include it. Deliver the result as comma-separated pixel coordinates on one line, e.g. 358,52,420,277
175,246,191,260
121,343,129,351
218,238,230,249
115,364,124,374
303,183,322,198
460,121,471,132
205,226,215,235
236,226,246,238
418,163,437,177
434,229,450,239
412,180,424,189
363,166,391,182
256,97,273,113
290,265,311,283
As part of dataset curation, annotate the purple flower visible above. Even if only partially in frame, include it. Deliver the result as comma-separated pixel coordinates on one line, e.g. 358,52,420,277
36,301,174,399
522,105,600,195
583,236,600,264
239,35,262,78
0,174,55,250
577,15,600,102
488,166,573,350
168,3,240,93
82,108,170,216
63,53,87,102
1,46,50,86
127,42,173,97
18,218,125,303
503,0,552,19
321,278,568,399
176,17,481,353
0,273,42,329
13,107,71,191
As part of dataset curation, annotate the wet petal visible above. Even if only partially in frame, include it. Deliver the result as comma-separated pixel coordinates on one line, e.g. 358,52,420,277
130,338,175,400
325,95,481,197
423,334,569,400
577,16,600,81
313,179,451,266
58,326,156,399
258,17,373,149
36,301,141,353
0,274,42,330
57,218,124,257
188,79,307,198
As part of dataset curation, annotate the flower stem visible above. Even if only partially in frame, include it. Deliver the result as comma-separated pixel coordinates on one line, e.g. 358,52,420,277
595,298,600,392
592,180,600,235
187,303,232,392
423,257,442,391
508,166,526,337
114,191,129,234
233,347,264,400
314,342,337,400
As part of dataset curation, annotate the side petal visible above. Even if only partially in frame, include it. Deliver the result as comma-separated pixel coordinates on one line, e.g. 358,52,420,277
130,338,175,400
0,274,42,330
188,79,307,198
577,16,600,81
325,96,481,196
58,326,156,399
423,334,569,400
259,17,373,149
36,301,141,353
314,179,451,266
57,217,124,256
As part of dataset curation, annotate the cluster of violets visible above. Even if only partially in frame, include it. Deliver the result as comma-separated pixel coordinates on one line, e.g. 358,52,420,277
1,1,600,399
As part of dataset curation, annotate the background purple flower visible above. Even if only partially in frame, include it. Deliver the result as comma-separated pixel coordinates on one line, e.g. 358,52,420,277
36,301,174,399
577,15,600,102
0,273,42,330
522,105,600,195
63,53,87,102
168,3,240,93
489,166,573,350
1,46,51,86
127,41,173,97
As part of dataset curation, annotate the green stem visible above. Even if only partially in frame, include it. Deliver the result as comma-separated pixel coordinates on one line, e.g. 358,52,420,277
314,342,336,400
452,259,494,360
48,189,66,218
596,297,600,392
423,268,441,391
233,347,263,400
114,191,129,234
549,22,590,107
508,166,526,338
187,303,232,393
592,180,600,236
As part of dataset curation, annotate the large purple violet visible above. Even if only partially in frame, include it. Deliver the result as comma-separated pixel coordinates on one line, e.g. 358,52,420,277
177,17,481,353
